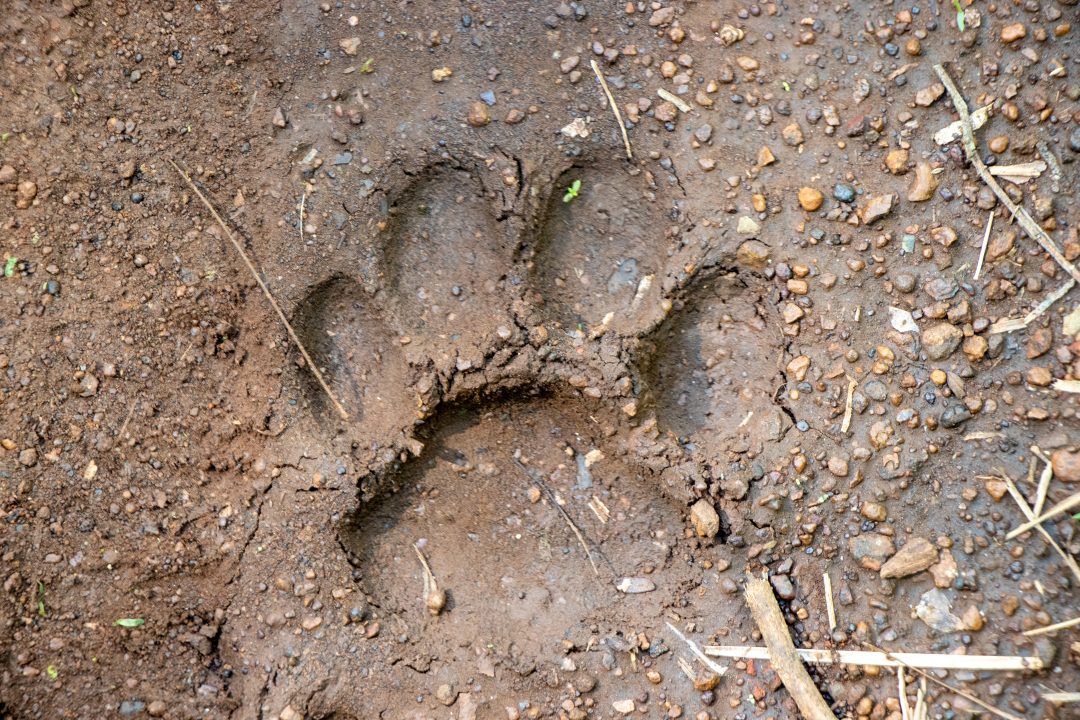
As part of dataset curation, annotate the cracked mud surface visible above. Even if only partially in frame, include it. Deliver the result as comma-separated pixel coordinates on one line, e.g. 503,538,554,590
1,1,1079,719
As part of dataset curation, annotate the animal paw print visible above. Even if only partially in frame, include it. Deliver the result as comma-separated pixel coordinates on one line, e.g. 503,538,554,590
289,151,787,714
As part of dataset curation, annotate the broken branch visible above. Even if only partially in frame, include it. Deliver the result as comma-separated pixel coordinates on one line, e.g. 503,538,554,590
744,573,838,720
933,64,1080,286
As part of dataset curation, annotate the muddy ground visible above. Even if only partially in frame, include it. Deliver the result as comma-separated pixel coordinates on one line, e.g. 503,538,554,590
1,0,1079,718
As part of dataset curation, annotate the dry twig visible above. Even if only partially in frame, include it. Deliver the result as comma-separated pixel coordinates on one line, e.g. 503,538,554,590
864,643,1025,720
933,64,1080,287
744,573,838,720
998,473,1080,583
823,572,837,632
990,278,1077,334
169,159,349,421
703,646,1042,671
1006,488,1080,539
665,621,728,677
590,59,632,160
1023,615,1080,637
973,211,993,281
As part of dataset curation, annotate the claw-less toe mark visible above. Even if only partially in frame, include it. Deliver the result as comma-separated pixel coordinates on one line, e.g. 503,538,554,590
294,276,409,435
526,161,680,337
382,165,513,349
642,270,790,447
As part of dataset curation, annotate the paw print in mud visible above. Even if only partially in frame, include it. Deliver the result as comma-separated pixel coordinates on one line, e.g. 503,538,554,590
289,150,789,714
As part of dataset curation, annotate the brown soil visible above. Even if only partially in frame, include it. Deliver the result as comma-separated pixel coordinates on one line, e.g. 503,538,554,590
1,1,1078,719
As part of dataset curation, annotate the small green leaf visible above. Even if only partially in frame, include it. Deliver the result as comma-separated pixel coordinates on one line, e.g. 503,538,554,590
37,580,46,617
782,81,791,92
953,0,966,31
562,179,582,203
1073,512,1080,520
4,256,17,278
360,58,375,74
0,132,10,143
114,618,145,628
46,665,58,680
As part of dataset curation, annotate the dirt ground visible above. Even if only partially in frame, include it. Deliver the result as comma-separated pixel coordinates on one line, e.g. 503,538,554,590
2,0,1079,718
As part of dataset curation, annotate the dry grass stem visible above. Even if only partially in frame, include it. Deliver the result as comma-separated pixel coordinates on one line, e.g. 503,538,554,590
823,572,837,631
1023,615,1080,637
1006,488,1080,539
864,644,1025,720
1042,692,1080,703
169,159,350,421
998,473,1080,583
990,278,1077,334
973,211,994,280
934,65,1080,286
703,645,1042,671
590,59,632,160
665,621,728,677
841,377,857,434
512,458,603,577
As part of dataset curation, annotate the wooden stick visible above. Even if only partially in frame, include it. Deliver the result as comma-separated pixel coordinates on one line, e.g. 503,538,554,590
864,644,1025,720
1043,692,1080,703
1006,488,1080,539
999,474,1080,582
973,211,994,280
590,59,632,160
1023,615,1080,636
933,64,1080,286
898,668,911,720
657,87,692,113
703,645,1043,671
744,573,838,720
665,621,728,677
169,160,350,422
823,572,837,631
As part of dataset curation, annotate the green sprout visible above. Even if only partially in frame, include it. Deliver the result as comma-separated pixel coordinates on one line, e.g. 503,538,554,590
953,0,966,31
37,580,46,617
0,132,10,143
4,256,17,278
782,81,791,92
46,665,58,680
359,58,375,74
1073,512,1080,520
114,618,145,628
562,179,582,203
